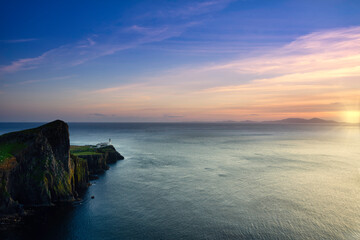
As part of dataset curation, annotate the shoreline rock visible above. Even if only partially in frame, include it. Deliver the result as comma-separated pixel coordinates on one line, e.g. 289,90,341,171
0,120,124,221
70,144,124,174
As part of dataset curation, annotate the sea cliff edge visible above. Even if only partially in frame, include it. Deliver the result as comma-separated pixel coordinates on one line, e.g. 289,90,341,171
0,120,124,220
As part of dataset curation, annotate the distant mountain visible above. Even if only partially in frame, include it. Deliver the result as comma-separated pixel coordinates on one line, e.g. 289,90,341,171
263,118,338,124
215,118,340,124
239,120,258,123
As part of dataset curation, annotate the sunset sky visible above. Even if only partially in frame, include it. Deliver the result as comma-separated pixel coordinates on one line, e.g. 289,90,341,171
1,0,360,122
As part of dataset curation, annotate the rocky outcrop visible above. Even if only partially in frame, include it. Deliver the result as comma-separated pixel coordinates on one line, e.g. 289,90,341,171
0,158,20,214
74,145,124,174
97,145,124,163
0,120,76,214
0,120,124,215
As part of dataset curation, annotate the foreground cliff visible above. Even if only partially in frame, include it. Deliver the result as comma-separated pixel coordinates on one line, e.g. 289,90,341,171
0,120,123,215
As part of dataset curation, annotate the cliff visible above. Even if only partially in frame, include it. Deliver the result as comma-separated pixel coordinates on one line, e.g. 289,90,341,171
0,120,124,215
70,145,124,174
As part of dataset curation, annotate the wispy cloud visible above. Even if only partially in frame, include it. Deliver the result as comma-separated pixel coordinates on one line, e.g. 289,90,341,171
0,1,233,75
0,75,76,86
89,113,117,117
82,26,360,121
16,75,76,85
90,113,106,117
0,53,47,73
205,26,360,75
1,38,38,43
164,115,184,118
0,25,181,74
90,83,146,94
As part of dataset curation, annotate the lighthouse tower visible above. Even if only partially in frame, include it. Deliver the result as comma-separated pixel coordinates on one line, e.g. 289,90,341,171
109,138,112,145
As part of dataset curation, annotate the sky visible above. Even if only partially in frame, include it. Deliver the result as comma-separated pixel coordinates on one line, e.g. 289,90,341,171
1,0,360,122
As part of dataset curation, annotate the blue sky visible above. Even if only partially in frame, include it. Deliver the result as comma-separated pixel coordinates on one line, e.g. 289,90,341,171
1,0,360,122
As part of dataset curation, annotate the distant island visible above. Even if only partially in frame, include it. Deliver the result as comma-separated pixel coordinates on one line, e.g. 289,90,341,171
217,118,340,124
0,120,124,223
262,118,339,124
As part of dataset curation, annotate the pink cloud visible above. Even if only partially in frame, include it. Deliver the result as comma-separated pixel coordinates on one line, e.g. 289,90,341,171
1,38,38,43
0,53,46,73
83,26,360,122
0,24,187,74
0,1,235,75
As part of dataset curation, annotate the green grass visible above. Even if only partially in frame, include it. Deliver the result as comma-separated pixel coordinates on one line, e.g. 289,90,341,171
70,145,101,156
70,145,93,151
72,151,102,156
0,142,26,163
70,144,116,156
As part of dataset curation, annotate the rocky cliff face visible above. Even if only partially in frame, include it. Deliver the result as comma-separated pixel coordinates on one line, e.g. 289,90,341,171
71,154,89,192
74,145,124,174
0,120,80,214
98,146,124,164
0,120,123,215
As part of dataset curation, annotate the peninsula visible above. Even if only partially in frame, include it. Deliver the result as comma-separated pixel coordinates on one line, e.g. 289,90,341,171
0,120,124,218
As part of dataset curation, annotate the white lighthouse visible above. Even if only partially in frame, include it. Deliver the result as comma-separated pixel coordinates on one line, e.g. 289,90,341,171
95,139,112,148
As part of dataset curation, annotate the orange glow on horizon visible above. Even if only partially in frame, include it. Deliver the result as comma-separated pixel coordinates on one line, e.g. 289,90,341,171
1,26,360,122
343,111,360,123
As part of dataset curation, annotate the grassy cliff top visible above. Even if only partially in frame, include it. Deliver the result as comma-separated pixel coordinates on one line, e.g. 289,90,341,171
70,145,101,156
70,145,118,156
0,120,67,139
0,142,26,164
0,120,68,165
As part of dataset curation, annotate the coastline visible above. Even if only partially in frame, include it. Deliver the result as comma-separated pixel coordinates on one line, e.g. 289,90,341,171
0,120,124,226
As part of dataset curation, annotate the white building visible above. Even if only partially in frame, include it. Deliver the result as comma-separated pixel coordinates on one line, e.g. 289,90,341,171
96,139,112,148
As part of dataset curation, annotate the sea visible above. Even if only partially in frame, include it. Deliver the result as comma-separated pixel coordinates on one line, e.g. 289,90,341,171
0,122,360,240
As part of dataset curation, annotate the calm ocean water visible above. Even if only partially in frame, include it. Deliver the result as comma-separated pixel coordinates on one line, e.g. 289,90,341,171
1,122,360,240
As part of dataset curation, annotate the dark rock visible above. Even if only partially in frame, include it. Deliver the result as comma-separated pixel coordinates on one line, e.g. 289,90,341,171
78,154,107,174
74,145,124,174
96,145,124,164
0,120,86,214
0,120,124,216
71,154,89,192
89,174,99,180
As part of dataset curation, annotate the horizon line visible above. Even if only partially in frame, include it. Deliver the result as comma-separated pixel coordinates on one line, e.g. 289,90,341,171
0,118,356,124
